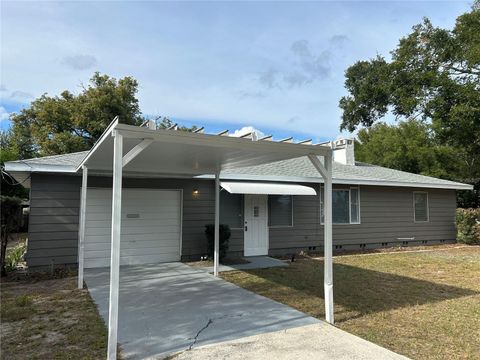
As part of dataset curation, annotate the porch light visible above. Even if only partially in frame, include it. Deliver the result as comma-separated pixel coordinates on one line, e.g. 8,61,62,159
192,188,199,196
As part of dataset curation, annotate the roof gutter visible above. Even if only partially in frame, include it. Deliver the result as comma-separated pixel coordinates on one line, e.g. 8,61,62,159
4,162,77,173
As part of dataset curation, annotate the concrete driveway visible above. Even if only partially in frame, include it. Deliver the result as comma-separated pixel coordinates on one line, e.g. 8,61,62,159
85,263,407,360
85,262,318,359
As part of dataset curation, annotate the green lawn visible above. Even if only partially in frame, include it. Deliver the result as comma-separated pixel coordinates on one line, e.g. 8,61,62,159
0,275,109,359
222,246,480,360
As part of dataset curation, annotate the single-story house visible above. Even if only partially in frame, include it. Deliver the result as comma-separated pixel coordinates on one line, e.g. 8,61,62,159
4,119,472,359
5,126,472,270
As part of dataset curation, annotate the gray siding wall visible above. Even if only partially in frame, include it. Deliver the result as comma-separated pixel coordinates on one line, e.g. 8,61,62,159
27,173,457,267
333,185,457,247
27,174,216,267
269,185,457,253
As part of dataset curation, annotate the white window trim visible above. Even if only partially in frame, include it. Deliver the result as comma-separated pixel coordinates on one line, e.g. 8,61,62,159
320,186,361,225
268,195,294,228
413,191,429,223
349,187,361,224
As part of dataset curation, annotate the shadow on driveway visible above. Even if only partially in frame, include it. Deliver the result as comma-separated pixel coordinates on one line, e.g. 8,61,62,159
85,262,319,359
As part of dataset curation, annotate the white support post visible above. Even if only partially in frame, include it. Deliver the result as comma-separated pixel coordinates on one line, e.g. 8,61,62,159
323,151,334,324
308,152,334,324
77,165,88,289
214,172,220,277
107,131,123,360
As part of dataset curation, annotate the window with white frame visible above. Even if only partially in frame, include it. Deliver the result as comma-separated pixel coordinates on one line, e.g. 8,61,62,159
321,186,361,224
413,192,429,222
268,195,293,227
220,191,244,228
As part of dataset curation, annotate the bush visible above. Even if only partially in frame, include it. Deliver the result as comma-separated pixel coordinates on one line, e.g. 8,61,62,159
456,208,480,245
15,294,33,307
205,224,231,261
5,243,26,272
1,196,23,276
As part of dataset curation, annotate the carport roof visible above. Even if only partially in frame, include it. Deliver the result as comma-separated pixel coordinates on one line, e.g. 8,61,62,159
75,120,330,176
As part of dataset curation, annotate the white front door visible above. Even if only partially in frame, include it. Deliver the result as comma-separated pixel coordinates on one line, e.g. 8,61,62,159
244,194,268,256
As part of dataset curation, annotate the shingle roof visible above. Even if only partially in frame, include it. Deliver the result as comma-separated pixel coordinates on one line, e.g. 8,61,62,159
5,151,472,190
8,151,89,168
222,157,470,189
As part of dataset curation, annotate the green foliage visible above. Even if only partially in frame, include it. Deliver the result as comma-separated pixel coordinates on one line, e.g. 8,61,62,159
0,196,23,276
340,4,480,186
457,180,480,208
355,120,459,179
456,208,480,244
157,117,198,132
9,72,144,158
1,130,29,198
204,224,231,260
5,243,26,273
14,294,33,308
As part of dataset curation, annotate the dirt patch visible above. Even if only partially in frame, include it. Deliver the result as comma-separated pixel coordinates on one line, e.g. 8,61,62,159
0,275,109,359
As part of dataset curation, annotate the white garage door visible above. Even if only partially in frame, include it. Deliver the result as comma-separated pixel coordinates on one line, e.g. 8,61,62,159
84,188,182,268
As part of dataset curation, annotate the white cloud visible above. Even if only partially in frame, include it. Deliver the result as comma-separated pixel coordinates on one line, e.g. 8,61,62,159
231,126,265,140
0,107,11,122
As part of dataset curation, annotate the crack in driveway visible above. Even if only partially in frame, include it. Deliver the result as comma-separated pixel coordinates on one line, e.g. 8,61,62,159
188,319,213,350
187,312,247,351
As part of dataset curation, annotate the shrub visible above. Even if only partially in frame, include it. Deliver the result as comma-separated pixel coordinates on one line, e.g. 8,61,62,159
205,224,231,261
15,294,33,307
456,208,480,245
5,243,26,272
1,196,23,276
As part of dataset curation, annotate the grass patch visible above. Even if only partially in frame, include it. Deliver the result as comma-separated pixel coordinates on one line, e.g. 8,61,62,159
0,276,109,359
222,246,480,360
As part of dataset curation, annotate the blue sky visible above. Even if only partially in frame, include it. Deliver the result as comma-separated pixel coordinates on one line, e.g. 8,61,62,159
0,1,471,141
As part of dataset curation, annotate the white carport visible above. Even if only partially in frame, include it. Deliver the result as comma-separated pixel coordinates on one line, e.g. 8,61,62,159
75,118,334,360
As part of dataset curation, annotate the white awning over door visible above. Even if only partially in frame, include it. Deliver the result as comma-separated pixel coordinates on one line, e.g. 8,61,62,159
220,181,317,195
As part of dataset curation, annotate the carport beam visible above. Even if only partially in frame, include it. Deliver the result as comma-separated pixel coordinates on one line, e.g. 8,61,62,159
308,153,334,324
107,131,124,360
214,172,220,277
78,165,88,289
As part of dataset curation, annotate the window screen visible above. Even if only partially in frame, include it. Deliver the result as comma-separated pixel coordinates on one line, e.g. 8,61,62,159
220,192,243,228
414,192,429,222
268,195,293,226
321,186,361,224
332,190,349,223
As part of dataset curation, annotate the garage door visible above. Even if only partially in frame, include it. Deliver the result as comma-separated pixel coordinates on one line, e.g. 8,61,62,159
84,188,182,268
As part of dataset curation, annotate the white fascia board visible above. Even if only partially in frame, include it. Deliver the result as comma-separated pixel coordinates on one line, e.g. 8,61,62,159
198,173,473,190
4,162,77,173
75,117,119,172
332,178,474,190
